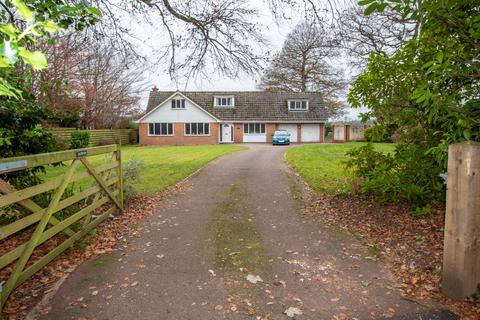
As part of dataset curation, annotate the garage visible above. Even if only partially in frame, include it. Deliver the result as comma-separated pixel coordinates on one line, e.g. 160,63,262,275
333,125,345,141
278,124,298,142
301,124,320,142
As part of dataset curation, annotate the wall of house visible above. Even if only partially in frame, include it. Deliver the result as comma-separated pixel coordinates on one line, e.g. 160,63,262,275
320,123,325,143
140,94,216,123
139,123,219,145
233,123,243,143
266,123,277,143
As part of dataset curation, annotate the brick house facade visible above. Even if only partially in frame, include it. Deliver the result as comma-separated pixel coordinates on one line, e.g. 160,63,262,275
136,89,329,145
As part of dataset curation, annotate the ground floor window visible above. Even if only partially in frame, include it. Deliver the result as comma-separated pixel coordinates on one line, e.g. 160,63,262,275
185,123,210,135
243,123,265,134
149,123,173,136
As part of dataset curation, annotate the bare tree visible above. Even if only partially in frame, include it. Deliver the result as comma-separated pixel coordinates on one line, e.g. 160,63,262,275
336,5,418,69
33,33,145,129
258,21,346,115
87,0,357,81
87,0,268,81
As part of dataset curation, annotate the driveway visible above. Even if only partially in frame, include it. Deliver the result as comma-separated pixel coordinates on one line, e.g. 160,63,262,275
41,144,455,319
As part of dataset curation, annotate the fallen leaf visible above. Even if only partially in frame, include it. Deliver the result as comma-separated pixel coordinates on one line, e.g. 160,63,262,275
246,274,263,284
285,307,303,317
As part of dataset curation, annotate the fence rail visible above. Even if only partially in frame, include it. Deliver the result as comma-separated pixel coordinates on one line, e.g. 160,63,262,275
0,145,123,313
50,128,138,147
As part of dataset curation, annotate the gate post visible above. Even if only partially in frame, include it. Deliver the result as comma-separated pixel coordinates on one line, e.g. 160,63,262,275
442,141,480,299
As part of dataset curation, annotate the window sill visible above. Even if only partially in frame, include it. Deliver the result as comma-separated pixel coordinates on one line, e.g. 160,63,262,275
148,134,174,137
184,135,211,137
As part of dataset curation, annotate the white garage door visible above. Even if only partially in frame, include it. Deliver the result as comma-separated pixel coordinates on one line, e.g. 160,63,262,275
334,125,345,141
301,124,320,142
278,124,298,142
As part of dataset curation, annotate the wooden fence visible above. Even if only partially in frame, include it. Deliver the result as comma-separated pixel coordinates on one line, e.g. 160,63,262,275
0,145,123,313
50,128,138,147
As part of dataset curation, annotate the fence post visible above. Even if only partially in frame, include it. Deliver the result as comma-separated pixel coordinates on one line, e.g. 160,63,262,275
442,141,480,299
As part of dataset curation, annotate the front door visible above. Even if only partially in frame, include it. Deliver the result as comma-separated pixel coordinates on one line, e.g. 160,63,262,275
220,123,233,143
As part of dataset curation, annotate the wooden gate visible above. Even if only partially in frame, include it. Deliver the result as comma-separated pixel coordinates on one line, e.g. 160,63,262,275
0,145,123,313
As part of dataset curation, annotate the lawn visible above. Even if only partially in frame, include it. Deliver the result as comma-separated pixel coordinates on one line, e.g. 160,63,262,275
41,145,247,195
285,142,395,193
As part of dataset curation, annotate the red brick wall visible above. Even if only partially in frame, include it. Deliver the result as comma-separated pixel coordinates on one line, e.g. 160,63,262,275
320,123,325,143
266,123,277,143
139,123,219,145
297,124,302,143
233,123,243,143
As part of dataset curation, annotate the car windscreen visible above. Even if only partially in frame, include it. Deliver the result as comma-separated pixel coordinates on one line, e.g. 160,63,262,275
274,131,289,136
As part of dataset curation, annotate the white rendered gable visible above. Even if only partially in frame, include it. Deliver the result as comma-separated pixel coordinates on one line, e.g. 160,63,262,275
139,94,217,123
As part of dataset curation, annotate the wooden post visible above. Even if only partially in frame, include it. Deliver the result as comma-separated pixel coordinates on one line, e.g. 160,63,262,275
442,141,480,299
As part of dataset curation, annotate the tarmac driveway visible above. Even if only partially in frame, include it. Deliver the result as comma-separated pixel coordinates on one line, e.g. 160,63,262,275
41,144,455,320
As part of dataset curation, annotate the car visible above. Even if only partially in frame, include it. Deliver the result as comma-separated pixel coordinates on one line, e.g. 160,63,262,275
272,130,291,145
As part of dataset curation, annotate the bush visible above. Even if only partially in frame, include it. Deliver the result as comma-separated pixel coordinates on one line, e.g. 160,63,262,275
70,131,90,149
343,143,445,209
364,125,392,142
123,156,144,199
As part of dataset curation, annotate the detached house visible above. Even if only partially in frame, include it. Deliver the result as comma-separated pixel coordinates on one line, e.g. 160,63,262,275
137,88,329,145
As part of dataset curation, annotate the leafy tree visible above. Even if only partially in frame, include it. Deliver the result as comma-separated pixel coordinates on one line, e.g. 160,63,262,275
346,0,480,205
0,0,101,97
259,21,346,116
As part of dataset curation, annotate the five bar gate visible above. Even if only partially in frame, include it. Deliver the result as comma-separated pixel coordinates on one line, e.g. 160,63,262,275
0,145,123,314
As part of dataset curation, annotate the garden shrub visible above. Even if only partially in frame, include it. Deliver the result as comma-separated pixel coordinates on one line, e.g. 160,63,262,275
343,143,445,208
123,156,144,199
364,125,392,142
70,131,91,149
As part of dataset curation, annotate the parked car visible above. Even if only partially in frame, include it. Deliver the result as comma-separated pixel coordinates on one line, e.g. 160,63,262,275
272,130,291,145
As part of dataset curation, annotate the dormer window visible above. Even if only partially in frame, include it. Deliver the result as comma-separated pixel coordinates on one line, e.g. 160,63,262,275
171,98,185,109
288,100,308,111
214,96,235,107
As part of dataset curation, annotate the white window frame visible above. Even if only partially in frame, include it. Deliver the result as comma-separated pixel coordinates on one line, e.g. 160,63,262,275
148,123,174,136
184,123,210,136
214,96,235,107
171,98,186,109
288,100,309,111
243,123,266,135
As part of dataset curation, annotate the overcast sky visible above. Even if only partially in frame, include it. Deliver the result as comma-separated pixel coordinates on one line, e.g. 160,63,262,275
130,0,364,120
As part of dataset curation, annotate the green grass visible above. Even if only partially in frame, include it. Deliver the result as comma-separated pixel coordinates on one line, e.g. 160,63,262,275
285,142,395,193
41,145,247,195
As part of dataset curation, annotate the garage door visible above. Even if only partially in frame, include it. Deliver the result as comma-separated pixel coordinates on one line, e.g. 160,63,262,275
278,124,298,142
334,125,344,141
301,124,320,142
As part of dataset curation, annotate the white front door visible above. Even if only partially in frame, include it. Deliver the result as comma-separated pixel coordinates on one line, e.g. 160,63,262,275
220,123,233,143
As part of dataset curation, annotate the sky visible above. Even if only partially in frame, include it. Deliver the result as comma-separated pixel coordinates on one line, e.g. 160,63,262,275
129,0,365,120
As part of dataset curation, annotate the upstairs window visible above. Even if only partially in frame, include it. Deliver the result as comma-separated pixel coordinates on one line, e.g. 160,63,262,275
214,96,235,107
171,98,186,109
149,123,173,136
288,100,308,111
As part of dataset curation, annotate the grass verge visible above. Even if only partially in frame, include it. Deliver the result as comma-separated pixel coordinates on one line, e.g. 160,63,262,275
285,142,395,193
41,144,247,195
